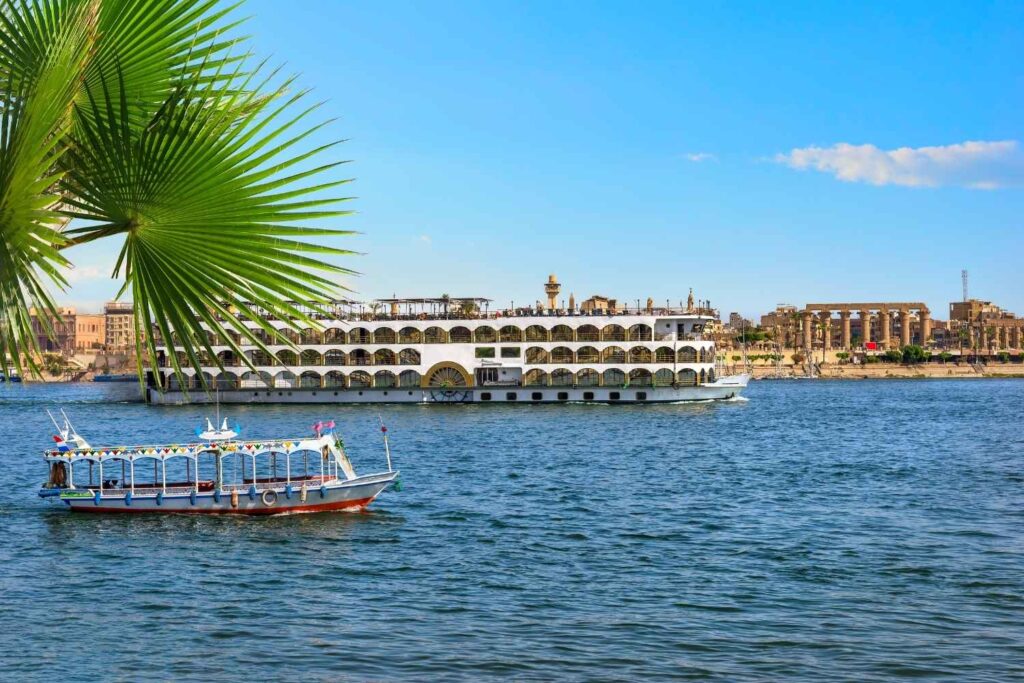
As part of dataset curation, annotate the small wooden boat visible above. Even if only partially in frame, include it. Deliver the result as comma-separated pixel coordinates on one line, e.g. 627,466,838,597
38,411,400,515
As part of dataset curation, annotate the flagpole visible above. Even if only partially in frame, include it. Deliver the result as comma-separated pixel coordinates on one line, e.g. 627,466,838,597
378,415,392,472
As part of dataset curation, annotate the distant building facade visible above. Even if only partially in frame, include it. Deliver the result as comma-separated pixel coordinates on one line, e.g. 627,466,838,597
75,314,105,351
104,301,135,351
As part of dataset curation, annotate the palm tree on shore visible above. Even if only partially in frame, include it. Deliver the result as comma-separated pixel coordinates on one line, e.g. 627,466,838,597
0,0,353,390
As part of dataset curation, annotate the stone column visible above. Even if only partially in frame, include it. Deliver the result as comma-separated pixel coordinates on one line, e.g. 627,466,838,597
980,325,989,351
900,309,912,347
920,310,932,345
880,309,891,348
822,314,832,351
802,312,813,350
860,310,872,345
840,311,852,350
1013,326,1022,350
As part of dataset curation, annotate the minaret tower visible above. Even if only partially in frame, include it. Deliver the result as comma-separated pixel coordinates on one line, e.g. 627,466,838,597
544,274,561,310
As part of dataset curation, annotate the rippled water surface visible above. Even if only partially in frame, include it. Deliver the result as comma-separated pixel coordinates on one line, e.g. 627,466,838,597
2,380,1023,681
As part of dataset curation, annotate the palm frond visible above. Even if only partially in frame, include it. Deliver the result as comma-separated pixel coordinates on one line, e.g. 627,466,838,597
0,0,93,376
61,63,356,391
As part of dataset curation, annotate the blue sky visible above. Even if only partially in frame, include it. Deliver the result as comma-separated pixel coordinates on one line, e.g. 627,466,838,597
63,1,1024,319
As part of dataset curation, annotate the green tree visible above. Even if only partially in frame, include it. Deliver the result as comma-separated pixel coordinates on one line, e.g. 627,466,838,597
0,0,353,388
901,345,929,364
883,348,903,363
939,352,952,364
835,351,850,363
998,351,1011,363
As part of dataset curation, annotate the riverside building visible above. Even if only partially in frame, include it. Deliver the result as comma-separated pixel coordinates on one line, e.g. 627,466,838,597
150,276,749,405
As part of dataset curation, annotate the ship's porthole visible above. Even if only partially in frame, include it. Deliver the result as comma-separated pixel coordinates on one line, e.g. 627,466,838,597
609,391,620,401
408,391,413,396
383,391,388,396
583,391,594,401
557,392,568,400
358,391,363,395
254,392,259,397
334,391,339,396
531,392,543,401
278,392,282,396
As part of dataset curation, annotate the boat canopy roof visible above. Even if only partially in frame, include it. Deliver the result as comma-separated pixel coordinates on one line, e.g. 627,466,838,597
44,434,338,463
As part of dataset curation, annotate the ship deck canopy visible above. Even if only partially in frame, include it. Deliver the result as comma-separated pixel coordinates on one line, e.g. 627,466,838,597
45,435,335,463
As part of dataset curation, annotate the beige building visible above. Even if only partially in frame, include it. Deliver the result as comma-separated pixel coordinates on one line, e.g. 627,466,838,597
30,307,77,355
75,314,105,351
104,301,135,350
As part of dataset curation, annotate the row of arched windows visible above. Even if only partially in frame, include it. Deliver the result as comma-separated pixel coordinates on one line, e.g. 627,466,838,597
523,368,713,387
165,367,715,391
159,345,713,368
166,370,423,391
168,323,661,347
525,346,711,364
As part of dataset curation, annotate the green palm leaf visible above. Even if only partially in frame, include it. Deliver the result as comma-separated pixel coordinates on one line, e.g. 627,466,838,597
62,64,355,391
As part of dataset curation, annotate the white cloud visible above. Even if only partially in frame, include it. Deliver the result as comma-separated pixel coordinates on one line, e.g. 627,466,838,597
684,152,716,162
63,264,108,283
417,235,431,244
774,140,1023,188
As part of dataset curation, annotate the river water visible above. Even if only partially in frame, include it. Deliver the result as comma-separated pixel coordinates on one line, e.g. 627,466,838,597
1,380,1022,681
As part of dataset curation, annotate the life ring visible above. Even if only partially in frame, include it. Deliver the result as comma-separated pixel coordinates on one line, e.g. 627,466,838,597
261,489,278,507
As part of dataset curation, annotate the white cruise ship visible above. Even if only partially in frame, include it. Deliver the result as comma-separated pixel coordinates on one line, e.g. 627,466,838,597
149,276,749,405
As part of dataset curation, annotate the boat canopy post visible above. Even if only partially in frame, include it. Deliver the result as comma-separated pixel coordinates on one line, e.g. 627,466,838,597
162,459,167,493
285,452,291,485
130,459,135,493
97,459,103,495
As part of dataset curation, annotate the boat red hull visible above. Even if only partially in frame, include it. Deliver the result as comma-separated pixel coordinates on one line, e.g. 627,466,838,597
69,496,376,515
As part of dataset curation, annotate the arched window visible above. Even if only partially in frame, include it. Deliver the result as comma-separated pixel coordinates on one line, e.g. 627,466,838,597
602,368,625,386
654,369,674,386
654,347,674,363
576,346,600,364
349,371,371,388
601,346,626,364
474,326,497,343
300,328,322,345
601,325,626,342
278,328,300,344
525,347,550,364
699,369,706,384
300,350,322,366
398,348,421,365
299,371,321,388
374,349,396,365
628,324,653,341
214,372,238,390
424,327,447,344
374,327,396,344
374,370,397,388
325,349,346,366
629,369,653,386
348,349,372,366
524,369,548,386
576,368,600,386
550,346,574,363
398,370,422,387
576,325,599,342
678,346,698,363
550,325,574,342
323,328,346,344
550,368,574,386
677,369,697,386
525,325,549,342
324,371,346,388
628,347,652,363
274,370,296,388
276,350,297,366
499,325,523,342
449,326,472,343
217,350,238,367
241,371,269,388
398,327,421,344
707,368,716,383
348,327,372,344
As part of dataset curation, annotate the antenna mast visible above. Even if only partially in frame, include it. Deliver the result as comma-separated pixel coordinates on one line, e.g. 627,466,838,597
962,269,969,302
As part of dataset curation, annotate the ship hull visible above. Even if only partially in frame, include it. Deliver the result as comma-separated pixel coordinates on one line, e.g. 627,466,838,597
148,375,750,405
59,474,397,516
